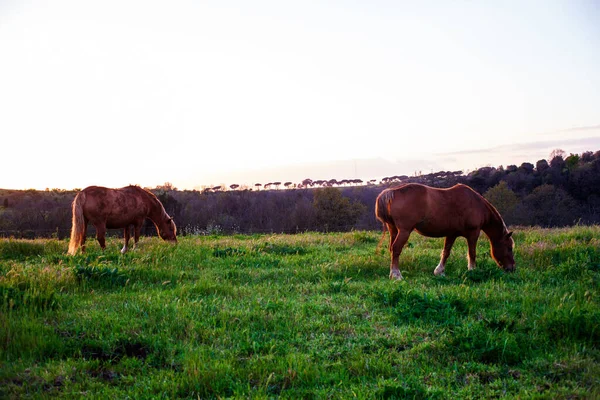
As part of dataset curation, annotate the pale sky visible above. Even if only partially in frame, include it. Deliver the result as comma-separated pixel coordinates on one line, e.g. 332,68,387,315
1,0,599,190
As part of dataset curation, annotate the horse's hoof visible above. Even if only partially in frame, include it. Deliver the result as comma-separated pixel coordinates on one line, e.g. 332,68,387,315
389,272,403,280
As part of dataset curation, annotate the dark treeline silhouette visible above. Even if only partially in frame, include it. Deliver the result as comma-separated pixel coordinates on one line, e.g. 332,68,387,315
1,149,599,238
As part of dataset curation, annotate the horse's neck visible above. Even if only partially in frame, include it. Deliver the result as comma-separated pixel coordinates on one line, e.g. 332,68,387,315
482,202,506,240
147,197,166,223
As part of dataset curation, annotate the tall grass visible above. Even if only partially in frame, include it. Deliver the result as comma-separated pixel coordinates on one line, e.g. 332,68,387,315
1,227,599,398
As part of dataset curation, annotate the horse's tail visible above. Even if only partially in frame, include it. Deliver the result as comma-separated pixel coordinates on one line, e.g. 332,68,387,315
375,189,395,253
376,223,388,253
375,188,394,225
67,192,86,255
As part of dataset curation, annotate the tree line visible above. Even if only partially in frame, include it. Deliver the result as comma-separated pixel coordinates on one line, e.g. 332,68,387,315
1,149,599,238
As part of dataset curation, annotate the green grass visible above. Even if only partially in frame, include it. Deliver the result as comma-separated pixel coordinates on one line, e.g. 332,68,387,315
1,227,599,398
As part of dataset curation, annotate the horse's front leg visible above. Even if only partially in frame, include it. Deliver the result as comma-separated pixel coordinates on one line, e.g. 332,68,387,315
121,226,131,254
434,235,457,276
389,229,410,280
465,230,480,270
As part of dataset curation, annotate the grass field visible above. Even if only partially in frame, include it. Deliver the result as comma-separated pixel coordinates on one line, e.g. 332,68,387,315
1,227,599,399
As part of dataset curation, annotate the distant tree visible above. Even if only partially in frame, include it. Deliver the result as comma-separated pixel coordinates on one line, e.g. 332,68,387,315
506,165,518,173
156,182,176,191
467,167,497,193
230,184,240,191
581,151,594,163
550,155,565,169
549,148,566,161
302,178,313,188
313,187,366,231
567,158,600,202
212,186,222,192
520,184,580,226
565,154,580,171
290,196,316,231
535,159,549,174
484,181,519,224
519,162,534,174
545,155,567,187
255,183,262,191
284,182,292,189
273,182,282,190
504,165,536,195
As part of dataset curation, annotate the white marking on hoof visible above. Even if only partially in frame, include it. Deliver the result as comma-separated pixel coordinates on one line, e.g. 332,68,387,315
434,263,445,276
389,270,403,280
121,246,128,254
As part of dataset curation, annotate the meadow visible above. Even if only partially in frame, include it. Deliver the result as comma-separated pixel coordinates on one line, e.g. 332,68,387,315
1,227,599,399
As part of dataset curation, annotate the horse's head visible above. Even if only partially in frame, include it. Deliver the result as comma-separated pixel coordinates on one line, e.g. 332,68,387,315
491,231,515,272
159,216,178,243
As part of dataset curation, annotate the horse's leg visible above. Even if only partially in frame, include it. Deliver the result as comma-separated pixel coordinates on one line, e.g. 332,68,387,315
389,229,410,280
133,222,142,250
121,226,131,254
387,223,398,253
386,223,398,276
465,230,480,270
434,235,457,276
96,223,107,251
81,218,88,253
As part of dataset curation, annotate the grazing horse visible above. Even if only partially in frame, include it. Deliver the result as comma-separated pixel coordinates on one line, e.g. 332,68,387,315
375,183,514,280
67,185,177,255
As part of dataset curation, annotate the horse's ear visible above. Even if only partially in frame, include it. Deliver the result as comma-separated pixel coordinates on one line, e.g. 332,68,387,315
507,231,513,238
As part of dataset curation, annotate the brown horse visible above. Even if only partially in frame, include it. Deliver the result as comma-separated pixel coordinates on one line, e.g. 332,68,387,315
67,185,177,255
375,183,514,280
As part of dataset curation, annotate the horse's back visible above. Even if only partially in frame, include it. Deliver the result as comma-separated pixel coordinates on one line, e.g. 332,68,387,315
78,185,151,227
380,183,488,237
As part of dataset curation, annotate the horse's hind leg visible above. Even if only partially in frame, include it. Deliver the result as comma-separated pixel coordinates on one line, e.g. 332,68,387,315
121,226,131,254
387,224,398,253
434,235,457,276
133,222,142,250
389,229,410,280
95,224,107,251
81,218,88,253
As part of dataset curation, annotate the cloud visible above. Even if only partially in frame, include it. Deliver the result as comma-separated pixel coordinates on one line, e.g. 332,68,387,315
557,124,600,133
437,136,600,158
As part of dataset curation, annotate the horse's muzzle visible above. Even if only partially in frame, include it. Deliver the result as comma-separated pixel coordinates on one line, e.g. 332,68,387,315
503,264,515,272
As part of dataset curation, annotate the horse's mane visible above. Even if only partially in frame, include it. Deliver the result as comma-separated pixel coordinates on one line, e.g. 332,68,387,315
125,185,166,214
480,194,508,234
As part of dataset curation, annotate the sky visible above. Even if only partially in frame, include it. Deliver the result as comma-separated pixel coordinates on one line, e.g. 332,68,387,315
1,0,599,190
